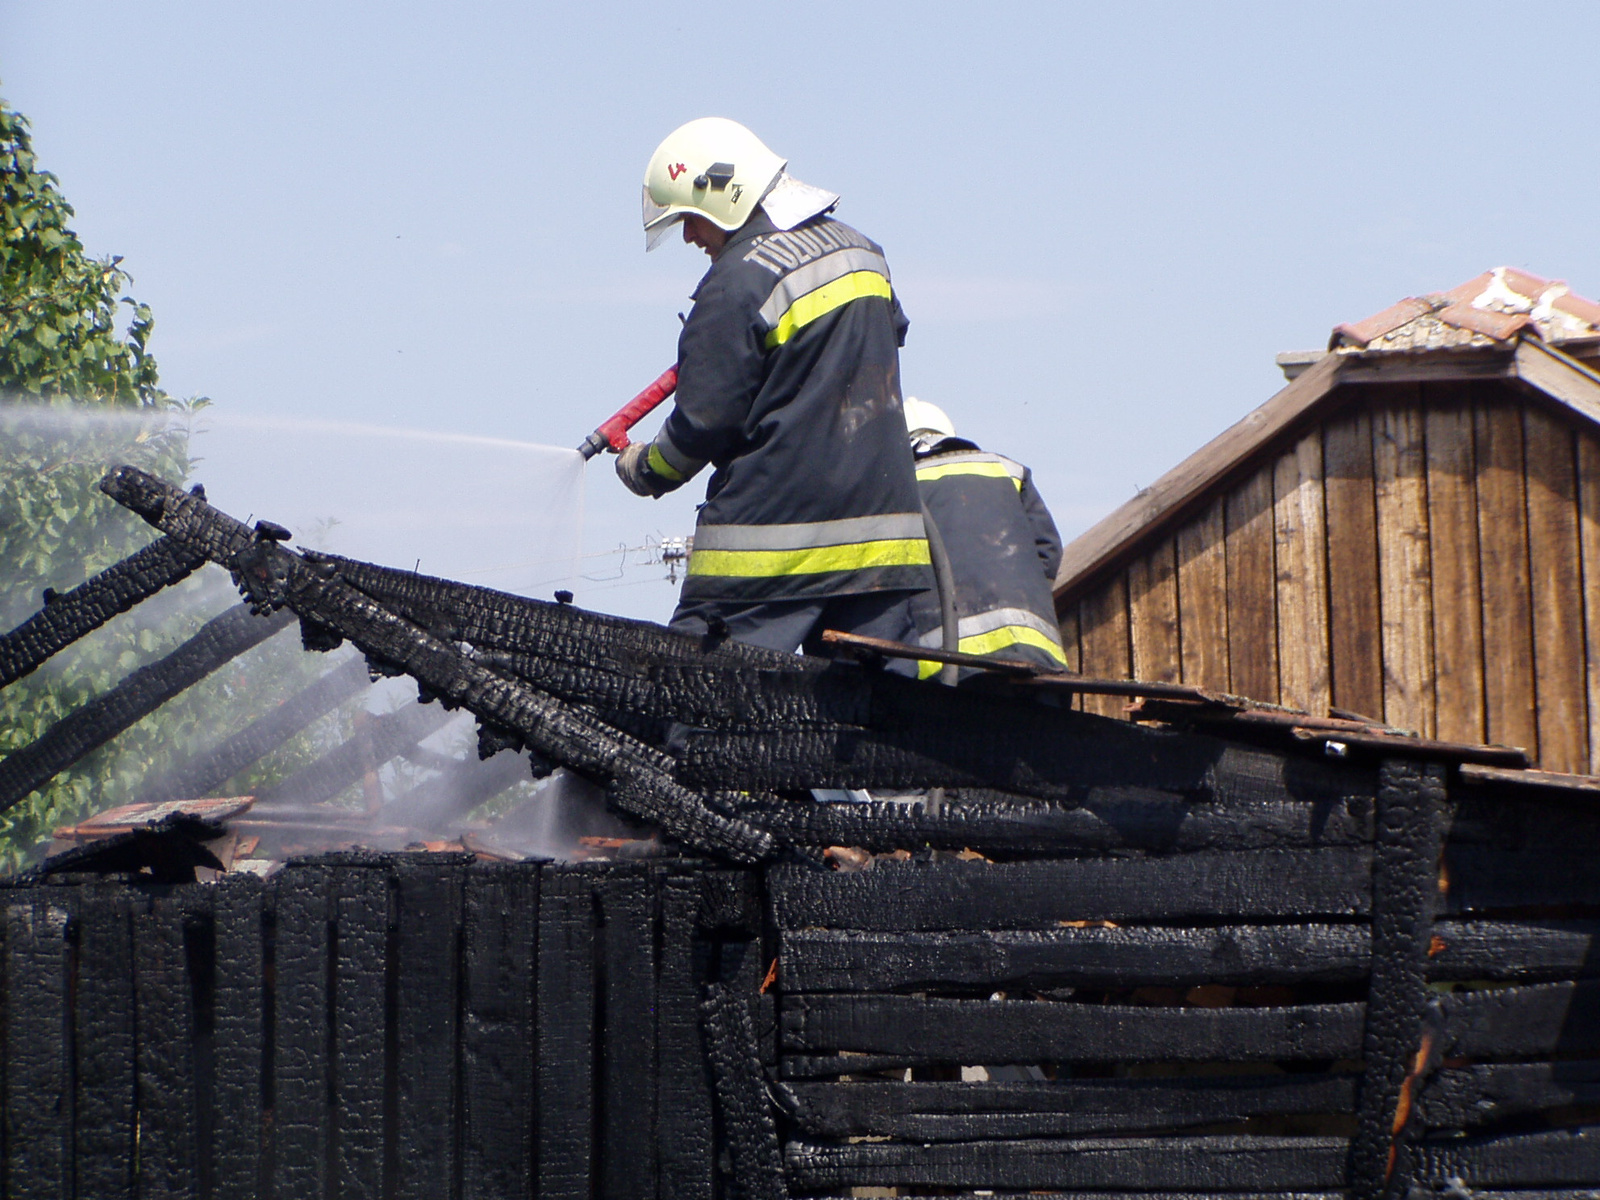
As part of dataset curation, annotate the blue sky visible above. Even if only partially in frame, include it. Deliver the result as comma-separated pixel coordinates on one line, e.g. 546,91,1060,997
5,1,1598,620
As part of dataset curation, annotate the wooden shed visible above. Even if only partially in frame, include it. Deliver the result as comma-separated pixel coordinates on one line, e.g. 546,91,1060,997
1053,267,1600,773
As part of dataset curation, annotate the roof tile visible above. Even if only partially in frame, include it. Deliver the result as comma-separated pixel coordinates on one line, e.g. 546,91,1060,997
1435,302,1531,342
1555,292,1600,328
1331,296,1433,348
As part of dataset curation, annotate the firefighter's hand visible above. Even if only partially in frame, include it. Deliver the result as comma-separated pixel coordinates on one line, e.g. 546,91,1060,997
616,443,673,498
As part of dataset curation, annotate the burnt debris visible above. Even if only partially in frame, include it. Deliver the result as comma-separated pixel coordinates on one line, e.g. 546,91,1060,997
0,464,1596,1197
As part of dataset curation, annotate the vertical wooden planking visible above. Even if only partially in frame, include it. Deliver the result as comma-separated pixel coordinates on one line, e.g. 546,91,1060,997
1273,433,1331,715
135,892,203,1200
461,863,538,1200
1424,392,1486,745
1077,573,1130,717
1056,604,1080,674
76,886,137,1196
657,872,715,1200
536,868,598,1200
394,857,464,1200
1323,409,1384,718
1579,430,1600,773
1175,495,1230,692
598,869,660,1200
334,867,390,1200
1373,401,1436,736
272,865,332,1200
1225,463,1279,705
212,874,266,1200
3,896,71,1200
1128,538,1180,685
1475,401,1539,756
1522,405,1588,773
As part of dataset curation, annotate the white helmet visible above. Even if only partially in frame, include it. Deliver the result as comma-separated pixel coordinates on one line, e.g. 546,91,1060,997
642,118,786,251
903,397,956,439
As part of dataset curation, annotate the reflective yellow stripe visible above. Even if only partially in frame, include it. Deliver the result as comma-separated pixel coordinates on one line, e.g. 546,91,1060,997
764,271,893,348
688,537,930,578
956,625,1069,664
646,444,685,482
915,460,1023,490
917,658,943,680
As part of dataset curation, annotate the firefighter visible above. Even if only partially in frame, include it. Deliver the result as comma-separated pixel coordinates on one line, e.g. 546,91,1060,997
614,117,931,657
903,398,1070,680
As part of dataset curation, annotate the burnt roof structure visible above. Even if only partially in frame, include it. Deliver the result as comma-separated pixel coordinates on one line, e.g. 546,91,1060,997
0,461,1597,1197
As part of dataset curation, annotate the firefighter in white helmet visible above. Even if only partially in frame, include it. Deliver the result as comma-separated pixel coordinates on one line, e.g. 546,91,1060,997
902,397,1070,680
616,118,931,659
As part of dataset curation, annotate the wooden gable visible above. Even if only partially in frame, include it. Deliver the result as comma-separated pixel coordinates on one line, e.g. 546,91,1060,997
1054,339,1600,774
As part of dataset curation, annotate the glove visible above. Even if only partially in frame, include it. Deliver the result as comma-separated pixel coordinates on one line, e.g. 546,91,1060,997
615,442,674,498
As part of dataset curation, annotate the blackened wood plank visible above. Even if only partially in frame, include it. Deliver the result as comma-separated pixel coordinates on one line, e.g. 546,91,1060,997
1373,401,1435,736
657,873,714,1200
212,874,266,1200
461,863,538,1200
1417,1124,1600,1188
3,896,71,1199
135,893,202,1200
1349,759,1445,1200
1226,463,1279,705
334,868,389,1200
75,886,137,1196
702,983,787,1200
1324,409,1384,717
1579,430,1600,773
783,1133,1349,1191
272,865,332,1200
1420,1061,1600,1132
781,994,1364,1063
1274,432,1331,715
393,857,464,1200
1078,572,1130,717
536,868,597,1200
779,918,1600,994
1177,494,1232,692
1128,538,1180,686
1424,393,1486,745
768,850,1372,933
1445,980,1600,1058
778,1072,1357,1140
1475,401,1538,756
597,869,657,1200
1523,406,1588,773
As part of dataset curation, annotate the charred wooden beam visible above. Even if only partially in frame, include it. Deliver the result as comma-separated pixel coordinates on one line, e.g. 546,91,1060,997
0,603,293,816
768,851,1375,933
703,983,788,1200
778,918,1599,993
783,1133,1350,1191
99,466,776,863
1349,760,1447,1199
777,1074,1358,1141
0,535,205,689
778,982,1600,1074
137,655,370,806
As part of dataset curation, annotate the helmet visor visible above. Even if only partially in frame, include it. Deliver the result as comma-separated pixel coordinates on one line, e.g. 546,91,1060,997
642,185,681,251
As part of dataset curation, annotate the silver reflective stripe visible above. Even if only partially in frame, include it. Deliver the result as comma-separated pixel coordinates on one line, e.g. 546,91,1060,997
694,512,926,552
652,427,707,478
757,248,892,329
919,450,1025,479
918,606,1065,648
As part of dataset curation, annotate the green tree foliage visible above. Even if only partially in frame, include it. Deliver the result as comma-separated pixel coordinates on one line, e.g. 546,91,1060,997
0,95,341,868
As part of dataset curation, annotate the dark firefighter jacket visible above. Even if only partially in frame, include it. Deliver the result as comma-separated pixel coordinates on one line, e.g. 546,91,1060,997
910,438,1068,677
642,210,932,604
